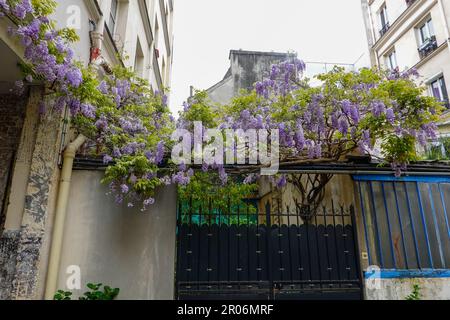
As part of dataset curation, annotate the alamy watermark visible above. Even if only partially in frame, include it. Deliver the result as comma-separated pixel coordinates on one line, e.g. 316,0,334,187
171,122,280,175
65,265,81,290
65,5,82,30
365,265,382,290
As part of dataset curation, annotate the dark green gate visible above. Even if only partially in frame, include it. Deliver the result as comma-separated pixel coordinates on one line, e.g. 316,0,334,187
176,200,363,300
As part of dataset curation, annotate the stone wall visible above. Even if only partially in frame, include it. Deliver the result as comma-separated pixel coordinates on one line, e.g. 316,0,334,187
0,94,27,230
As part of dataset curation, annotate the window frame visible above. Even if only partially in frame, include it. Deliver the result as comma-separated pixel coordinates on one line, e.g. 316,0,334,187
379,4,389,29
108,0,119,34
430,76,449,103
418,18,435,45
386,50,398,71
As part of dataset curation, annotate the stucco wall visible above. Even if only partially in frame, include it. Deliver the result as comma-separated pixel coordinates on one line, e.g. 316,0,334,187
206,76,234,106
57,170,177,300
53,1,93,65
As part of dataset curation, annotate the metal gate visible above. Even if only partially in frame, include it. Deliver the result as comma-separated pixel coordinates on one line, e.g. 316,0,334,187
176,200,363,300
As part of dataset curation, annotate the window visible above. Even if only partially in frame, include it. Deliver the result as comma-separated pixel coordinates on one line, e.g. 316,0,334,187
417,18,438,58
134,38,145,78
386,51,398,70
162,57,166,85
108,0,118,33
430,76,449,105
379,5,390,36
154,17,160,49
419,19,434,44
419,19,435,45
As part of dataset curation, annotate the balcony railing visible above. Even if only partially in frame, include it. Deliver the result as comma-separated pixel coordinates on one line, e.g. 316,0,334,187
379,23,390,37
418,36,438,59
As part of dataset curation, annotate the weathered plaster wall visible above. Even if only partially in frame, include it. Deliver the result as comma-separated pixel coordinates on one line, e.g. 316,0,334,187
207,51,291,105
365,277,450,300
206,76,234,106
9,102,63,300
57,171,177,300
0,230,20,299
230,51,290,95
0,94,27,229
0,88,62,300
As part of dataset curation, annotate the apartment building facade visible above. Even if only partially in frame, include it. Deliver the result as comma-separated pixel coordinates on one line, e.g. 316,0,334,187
0,0,176,300
362,0,450,130
54,0,173,91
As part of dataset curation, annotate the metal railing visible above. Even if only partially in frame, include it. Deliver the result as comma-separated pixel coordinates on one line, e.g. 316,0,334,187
379,23,390,37
418,36,438,59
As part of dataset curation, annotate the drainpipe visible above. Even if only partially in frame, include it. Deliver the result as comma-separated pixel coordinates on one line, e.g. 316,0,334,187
44,11,107,299
44,134,86,300
437,0,450,55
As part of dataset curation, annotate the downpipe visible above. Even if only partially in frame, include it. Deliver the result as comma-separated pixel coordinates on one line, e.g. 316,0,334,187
44,134,86,300
437,0,450,55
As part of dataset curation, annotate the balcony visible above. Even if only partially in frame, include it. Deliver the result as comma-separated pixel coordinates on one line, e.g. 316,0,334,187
379,23,390,37
418,36,438,59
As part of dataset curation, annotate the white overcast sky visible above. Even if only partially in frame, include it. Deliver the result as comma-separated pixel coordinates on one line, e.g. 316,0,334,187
170,0,369,115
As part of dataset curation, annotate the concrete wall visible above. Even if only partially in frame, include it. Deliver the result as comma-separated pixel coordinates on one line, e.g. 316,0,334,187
207,51,291,105
230,51,290,94
206,76,234,106
365,277,450,300
57,171,177,300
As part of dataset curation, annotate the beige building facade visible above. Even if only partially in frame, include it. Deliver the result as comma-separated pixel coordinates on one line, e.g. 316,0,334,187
362,0,450,139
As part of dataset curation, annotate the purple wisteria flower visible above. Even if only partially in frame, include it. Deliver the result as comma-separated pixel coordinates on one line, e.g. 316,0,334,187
120,184,129,194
